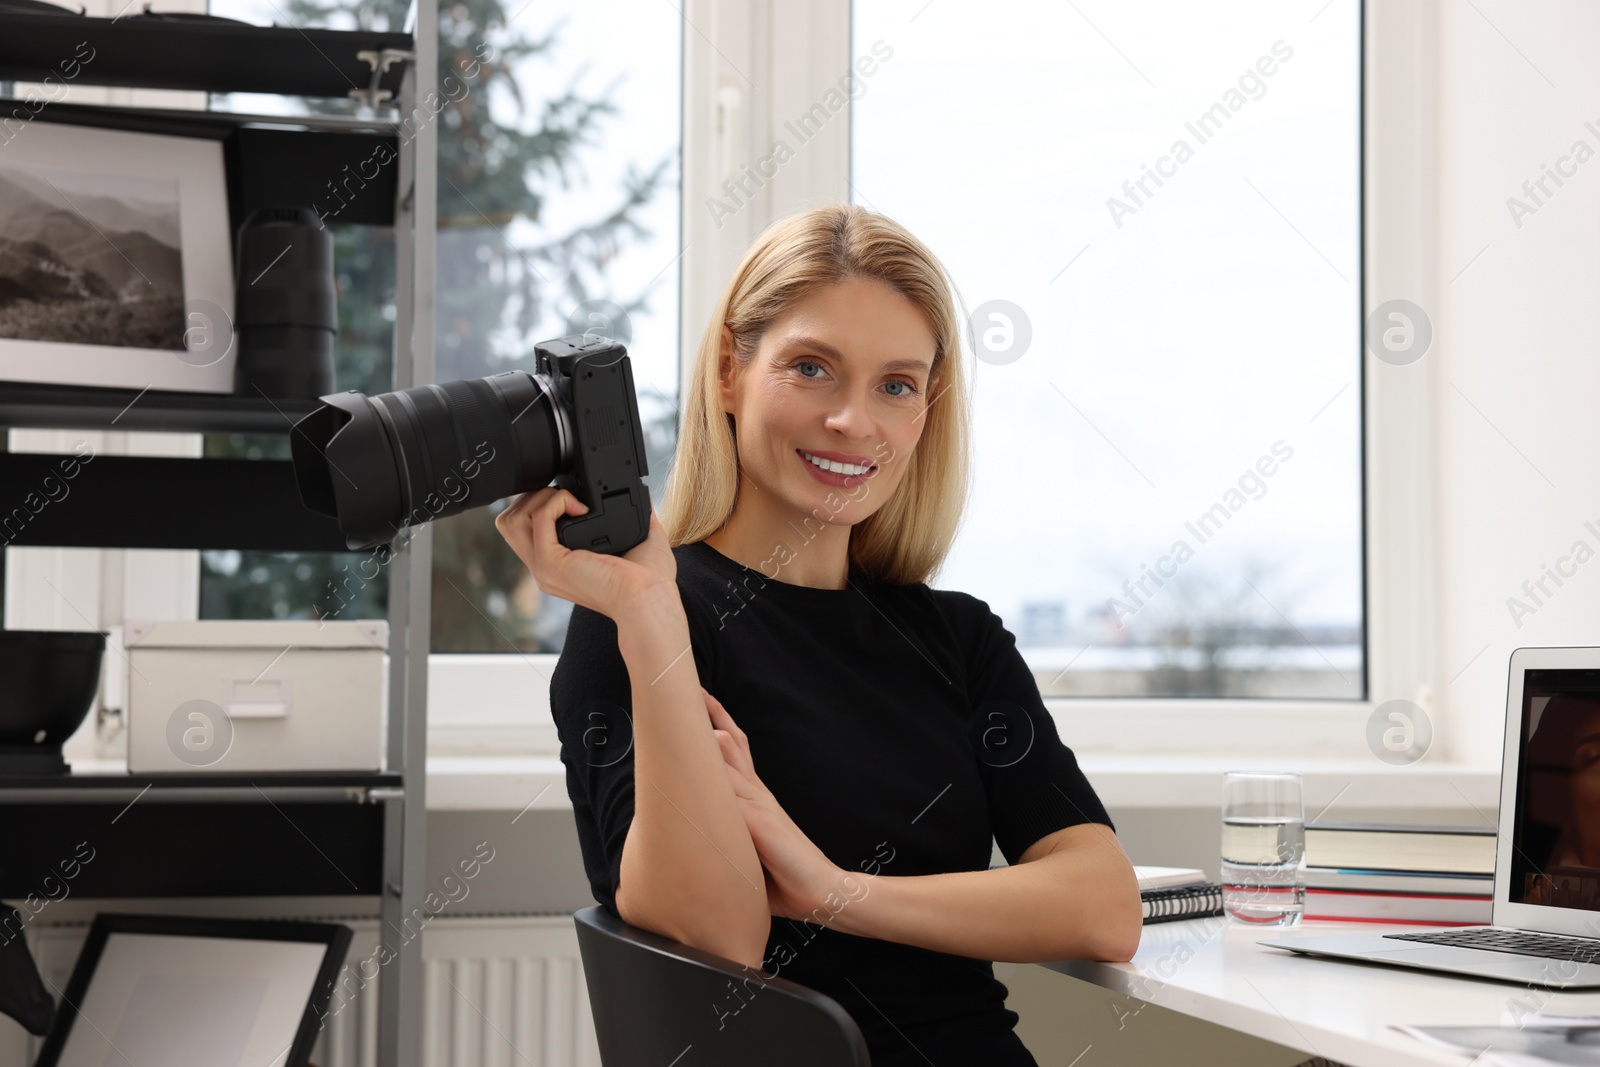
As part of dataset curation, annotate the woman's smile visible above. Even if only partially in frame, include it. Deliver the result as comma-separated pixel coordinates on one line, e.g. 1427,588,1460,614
796,447,877,488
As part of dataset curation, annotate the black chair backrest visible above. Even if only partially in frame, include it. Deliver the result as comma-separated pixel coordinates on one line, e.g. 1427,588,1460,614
573,905,872,1066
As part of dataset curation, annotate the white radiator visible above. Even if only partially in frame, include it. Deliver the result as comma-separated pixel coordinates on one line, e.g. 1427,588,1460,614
2,915,603,1067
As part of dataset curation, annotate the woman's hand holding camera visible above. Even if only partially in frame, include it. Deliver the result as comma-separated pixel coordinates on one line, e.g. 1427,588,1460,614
493,487,676,623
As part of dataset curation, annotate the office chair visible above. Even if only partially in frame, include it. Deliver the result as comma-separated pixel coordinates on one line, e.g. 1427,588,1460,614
573,905,872,1066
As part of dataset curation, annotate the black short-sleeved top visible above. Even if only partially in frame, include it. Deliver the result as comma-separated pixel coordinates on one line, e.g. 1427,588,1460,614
548,539,1114,1067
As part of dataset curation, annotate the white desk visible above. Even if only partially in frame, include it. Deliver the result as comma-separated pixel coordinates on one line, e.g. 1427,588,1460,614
1043,917,1600,1067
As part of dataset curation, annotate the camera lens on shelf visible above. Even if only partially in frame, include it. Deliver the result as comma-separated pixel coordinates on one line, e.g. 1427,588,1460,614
233,206,337,399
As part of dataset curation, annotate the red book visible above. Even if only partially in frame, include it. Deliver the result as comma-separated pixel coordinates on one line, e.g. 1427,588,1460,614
1304,887,1492,925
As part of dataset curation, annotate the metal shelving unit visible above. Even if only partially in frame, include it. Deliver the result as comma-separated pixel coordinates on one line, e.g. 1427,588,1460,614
0,6,437,1064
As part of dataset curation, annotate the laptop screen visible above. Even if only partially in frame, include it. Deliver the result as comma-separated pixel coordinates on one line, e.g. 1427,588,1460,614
1509,668,1600,910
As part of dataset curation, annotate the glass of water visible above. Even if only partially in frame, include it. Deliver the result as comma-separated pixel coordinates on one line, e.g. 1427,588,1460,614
1220,771,1305,925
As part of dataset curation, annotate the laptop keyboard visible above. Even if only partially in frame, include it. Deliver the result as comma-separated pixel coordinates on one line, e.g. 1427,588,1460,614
1385,928,1600,965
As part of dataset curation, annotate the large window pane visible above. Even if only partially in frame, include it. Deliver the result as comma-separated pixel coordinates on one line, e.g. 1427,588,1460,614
851,0,1362,698
200,0,682,653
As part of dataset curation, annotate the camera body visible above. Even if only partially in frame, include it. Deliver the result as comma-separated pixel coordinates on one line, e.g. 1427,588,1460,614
535,335,651,554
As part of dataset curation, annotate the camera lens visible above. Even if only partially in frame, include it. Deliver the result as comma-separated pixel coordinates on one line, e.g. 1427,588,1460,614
234,206,337,399
290,369,571,550
290,335,650,556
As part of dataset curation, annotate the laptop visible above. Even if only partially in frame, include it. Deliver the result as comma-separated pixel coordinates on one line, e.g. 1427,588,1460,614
1258,646,1600,988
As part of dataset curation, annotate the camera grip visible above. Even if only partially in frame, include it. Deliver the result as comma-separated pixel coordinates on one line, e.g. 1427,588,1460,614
554,483,650,555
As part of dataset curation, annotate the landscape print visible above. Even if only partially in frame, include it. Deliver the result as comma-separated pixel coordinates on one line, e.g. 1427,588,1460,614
0,163,186,350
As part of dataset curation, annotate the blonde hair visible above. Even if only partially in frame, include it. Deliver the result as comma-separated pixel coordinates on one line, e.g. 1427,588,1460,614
660,202,971,587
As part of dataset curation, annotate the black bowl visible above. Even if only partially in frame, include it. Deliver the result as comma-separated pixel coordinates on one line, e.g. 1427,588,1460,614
0,630,107,752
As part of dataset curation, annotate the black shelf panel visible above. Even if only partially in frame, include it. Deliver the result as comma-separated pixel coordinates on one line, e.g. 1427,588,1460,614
0,453,357,552
0,96,401,135
0,381,319,434
0,15,412,99
0,770,402,793
2,799,388,897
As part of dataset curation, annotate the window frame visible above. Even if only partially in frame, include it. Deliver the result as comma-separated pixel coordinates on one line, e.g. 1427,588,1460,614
358,0,1446,763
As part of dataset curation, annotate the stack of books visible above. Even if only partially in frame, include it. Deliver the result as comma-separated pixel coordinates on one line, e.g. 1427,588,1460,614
1302,822,1496,925
1136,866,1223,925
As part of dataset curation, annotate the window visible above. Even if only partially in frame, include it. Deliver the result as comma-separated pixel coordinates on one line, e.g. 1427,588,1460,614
199,0,683,657
851,0,1362,699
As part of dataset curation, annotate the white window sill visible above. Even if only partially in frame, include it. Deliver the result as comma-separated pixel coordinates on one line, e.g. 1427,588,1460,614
421,754,1503,816
427,755,567,812
1073,755,1500,814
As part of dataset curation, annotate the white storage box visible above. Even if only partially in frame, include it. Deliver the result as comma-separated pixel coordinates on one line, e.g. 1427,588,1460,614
125,619,389,773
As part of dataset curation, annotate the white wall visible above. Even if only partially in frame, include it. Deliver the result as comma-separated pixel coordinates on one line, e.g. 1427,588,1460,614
1434,0,1600,766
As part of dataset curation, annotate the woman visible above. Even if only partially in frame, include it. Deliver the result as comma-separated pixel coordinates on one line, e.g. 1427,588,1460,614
496,202,1141,1065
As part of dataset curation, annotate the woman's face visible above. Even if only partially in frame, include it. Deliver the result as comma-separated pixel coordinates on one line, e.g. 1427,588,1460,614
1571,709,1600,864
718,276,937,527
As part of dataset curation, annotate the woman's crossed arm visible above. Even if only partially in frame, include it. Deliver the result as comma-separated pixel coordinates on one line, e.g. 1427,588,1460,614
827,823,1142,964
706,688,1141,965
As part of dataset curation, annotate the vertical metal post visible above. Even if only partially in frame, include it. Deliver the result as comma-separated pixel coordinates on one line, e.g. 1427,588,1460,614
378,1,436,1062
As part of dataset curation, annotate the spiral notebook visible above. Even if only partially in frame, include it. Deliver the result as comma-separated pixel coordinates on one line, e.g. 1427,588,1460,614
1135,866,1224,925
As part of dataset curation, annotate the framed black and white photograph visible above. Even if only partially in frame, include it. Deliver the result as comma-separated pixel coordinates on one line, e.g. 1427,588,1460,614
0,119,235,394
